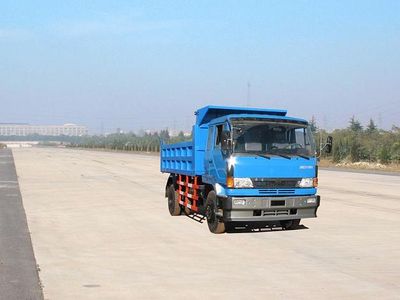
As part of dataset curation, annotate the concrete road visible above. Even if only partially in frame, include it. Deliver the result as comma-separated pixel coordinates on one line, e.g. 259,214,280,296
12,147,400,299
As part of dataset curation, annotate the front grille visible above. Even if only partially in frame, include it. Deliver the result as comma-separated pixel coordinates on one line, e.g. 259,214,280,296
263,209,290,216
258,189,295,195
252,178,300,189
262,209,297,216
253,209,298,217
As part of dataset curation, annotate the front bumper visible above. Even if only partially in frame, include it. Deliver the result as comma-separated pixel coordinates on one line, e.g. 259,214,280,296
222,195,320,222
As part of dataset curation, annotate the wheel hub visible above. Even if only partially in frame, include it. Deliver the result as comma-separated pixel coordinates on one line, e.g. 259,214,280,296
206,204,214,220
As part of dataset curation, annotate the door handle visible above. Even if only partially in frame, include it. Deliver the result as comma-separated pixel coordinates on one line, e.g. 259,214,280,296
208,160,212,163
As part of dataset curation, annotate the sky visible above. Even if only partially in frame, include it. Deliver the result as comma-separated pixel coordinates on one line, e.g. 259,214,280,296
1,0,399,133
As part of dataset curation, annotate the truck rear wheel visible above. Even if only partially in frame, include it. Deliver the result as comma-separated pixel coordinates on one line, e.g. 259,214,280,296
280,219,301,230
167,184,181,216
206,191,225,234
184,207,193,215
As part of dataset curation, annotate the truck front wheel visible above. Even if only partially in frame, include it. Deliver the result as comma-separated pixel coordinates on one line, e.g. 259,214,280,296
167,184,181,216
205,191,225,234
280,219,301,230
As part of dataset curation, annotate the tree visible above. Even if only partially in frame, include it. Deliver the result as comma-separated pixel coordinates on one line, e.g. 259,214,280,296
309,116,318,134
332,139,344,163
159,129,170,143
349,137,362,162
366,118,377,134
391,142,400,163
177,131,185,141
378,145,391,164
348,116,363,132
391,125,400,133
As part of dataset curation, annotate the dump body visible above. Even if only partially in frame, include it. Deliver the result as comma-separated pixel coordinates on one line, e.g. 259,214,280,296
160,141,195,176
161,105,320,233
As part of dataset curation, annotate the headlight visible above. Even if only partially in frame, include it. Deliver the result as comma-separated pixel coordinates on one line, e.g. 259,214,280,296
233,178,253,188
307,197,317,204
297,178,314,188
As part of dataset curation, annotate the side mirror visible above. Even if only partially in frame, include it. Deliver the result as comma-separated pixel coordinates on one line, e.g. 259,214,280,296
221,131,232,153
325,136,333,154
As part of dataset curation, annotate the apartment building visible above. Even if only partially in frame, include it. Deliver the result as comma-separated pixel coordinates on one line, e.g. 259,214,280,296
0,123,88,136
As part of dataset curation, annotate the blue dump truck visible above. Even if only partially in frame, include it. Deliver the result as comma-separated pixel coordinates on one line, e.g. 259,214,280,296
160,106,332,233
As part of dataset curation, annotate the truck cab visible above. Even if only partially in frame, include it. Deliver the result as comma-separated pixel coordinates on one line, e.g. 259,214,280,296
161,106,324,234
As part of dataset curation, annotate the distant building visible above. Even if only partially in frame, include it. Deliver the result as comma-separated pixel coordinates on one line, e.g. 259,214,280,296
168,129,191,137
0,123,88,136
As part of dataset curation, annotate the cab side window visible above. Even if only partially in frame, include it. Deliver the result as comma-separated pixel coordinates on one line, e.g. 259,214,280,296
215,125,223,148
207,126,214,151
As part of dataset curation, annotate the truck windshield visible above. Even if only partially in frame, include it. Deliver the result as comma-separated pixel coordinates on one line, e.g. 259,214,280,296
231,119,316,157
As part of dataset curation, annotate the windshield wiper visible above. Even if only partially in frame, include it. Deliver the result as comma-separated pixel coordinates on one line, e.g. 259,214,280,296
274,154,291,160
295,154,310,160
256,153,271,160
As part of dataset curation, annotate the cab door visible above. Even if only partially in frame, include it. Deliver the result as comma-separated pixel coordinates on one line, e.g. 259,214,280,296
212,123,229,184
204,126,215,182
205,123,229,184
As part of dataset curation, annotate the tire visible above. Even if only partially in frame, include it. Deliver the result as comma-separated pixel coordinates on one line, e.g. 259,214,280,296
205,191,225,234
184,207,192,215
280,219,301,230
167,184,181,216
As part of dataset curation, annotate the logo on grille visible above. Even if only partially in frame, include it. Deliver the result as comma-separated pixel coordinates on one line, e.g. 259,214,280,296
299,166,313,169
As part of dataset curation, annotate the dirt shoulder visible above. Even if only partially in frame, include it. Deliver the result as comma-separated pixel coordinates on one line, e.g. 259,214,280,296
319,159,400,176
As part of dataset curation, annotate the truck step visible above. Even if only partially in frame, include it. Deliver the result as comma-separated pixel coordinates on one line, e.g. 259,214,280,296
186,212,206,223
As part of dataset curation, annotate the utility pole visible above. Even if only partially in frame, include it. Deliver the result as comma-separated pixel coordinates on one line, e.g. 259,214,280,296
378,112,383,128
323,115,328,131
246,81,251,107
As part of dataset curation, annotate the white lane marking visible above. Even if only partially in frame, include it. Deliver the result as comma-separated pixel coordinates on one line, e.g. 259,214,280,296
0,182,18,188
